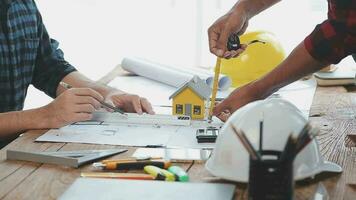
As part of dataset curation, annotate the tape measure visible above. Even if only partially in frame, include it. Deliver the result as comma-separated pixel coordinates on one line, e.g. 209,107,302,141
208,33,240,121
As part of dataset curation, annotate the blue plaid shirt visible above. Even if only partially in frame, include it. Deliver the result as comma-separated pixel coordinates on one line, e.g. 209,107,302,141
0,0,76,113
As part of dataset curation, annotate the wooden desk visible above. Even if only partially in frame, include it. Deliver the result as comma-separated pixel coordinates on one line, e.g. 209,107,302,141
1,85,356,200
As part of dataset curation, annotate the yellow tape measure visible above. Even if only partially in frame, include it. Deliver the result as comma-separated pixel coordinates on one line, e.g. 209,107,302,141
208,57,221,121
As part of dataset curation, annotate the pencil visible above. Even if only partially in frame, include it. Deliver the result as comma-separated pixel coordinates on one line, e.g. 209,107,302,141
296,123,312,145
296,127,320,154
59,82,126,115
81,172,155,180
230,124,260,160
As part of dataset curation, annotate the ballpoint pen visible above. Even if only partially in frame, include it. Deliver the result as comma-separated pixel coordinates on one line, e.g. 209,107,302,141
59,81,126,115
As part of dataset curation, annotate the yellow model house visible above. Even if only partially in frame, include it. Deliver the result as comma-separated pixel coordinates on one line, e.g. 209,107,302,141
169,76,211,120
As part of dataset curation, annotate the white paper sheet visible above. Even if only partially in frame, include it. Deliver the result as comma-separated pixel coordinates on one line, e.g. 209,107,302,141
121,57,231,91
36,115,223,148
38,123,177,147
59,178,236,200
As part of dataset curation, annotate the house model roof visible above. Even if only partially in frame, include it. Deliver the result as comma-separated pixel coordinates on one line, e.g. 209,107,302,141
169,76,212,100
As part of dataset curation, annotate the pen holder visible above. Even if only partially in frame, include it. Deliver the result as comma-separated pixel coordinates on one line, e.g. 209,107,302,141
248,150,294,200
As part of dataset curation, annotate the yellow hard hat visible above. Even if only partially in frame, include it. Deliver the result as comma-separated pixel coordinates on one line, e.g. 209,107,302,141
221,31,286,88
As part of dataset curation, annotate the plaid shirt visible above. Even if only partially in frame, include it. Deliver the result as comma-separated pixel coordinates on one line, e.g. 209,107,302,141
0,0,76,113
304,0,356,64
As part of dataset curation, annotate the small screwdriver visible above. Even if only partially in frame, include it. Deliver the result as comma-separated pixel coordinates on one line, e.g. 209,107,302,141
93,160,171,170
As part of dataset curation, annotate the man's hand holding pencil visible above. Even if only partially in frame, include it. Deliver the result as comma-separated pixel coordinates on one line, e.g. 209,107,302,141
40,81,154,129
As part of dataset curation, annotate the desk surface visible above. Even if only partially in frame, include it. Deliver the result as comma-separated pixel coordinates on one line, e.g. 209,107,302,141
1,85,356,199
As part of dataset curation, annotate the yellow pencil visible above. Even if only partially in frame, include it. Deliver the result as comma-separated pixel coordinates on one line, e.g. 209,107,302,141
81,172,155,180
208,57,222,121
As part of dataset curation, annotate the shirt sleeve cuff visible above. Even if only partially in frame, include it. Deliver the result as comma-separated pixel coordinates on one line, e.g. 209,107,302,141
47,63,77,98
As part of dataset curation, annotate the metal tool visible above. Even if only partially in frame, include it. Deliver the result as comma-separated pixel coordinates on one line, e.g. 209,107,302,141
227,33,266,51
7,149,127,168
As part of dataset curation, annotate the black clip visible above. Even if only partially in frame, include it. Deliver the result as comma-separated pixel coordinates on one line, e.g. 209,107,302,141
227,33,241,51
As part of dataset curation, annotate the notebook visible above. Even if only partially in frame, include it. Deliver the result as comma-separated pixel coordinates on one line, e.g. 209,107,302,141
59,178,236,200
314,56,356,86
314,70,355,86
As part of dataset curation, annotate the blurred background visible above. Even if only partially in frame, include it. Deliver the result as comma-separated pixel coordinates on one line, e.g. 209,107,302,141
25,0,327,109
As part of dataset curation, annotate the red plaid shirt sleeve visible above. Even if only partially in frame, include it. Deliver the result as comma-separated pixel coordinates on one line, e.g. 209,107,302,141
304,0,356,64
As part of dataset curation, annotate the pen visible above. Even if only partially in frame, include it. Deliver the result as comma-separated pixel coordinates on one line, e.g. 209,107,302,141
259,112,264,153
145,145,164,148
279,133,298,163
296,127,319,154
93,160,171,170
296,123,312,146
230,124,260,160
80,172,155,180
59,82,126,115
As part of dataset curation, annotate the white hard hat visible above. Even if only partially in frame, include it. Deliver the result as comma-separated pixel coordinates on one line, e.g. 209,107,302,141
206,98,342,182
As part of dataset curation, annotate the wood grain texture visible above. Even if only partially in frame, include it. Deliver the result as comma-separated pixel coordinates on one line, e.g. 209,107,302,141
305,86,356,200
0,130,65,199
1,85,356,199
0,131,192,200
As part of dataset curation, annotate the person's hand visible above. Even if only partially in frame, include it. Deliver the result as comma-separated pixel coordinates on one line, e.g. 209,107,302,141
208,8,249,59
43,88,103,128
213,83,261,122
106,91,155,115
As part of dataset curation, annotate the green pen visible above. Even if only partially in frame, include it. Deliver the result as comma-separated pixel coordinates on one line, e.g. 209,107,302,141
168,166,189,182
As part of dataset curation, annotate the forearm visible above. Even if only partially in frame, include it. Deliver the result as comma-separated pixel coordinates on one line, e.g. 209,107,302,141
0,108,49,139
56,72,121,97
253,42,327,98
233,0,281,19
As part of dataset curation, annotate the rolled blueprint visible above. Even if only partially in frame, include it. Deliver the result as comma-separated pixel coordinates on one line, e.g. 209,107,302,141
121,57,231,91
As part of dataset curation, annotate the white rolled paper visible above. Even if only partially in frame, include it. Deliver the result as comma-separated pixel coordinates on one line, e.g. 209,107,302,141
121,57,231,91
